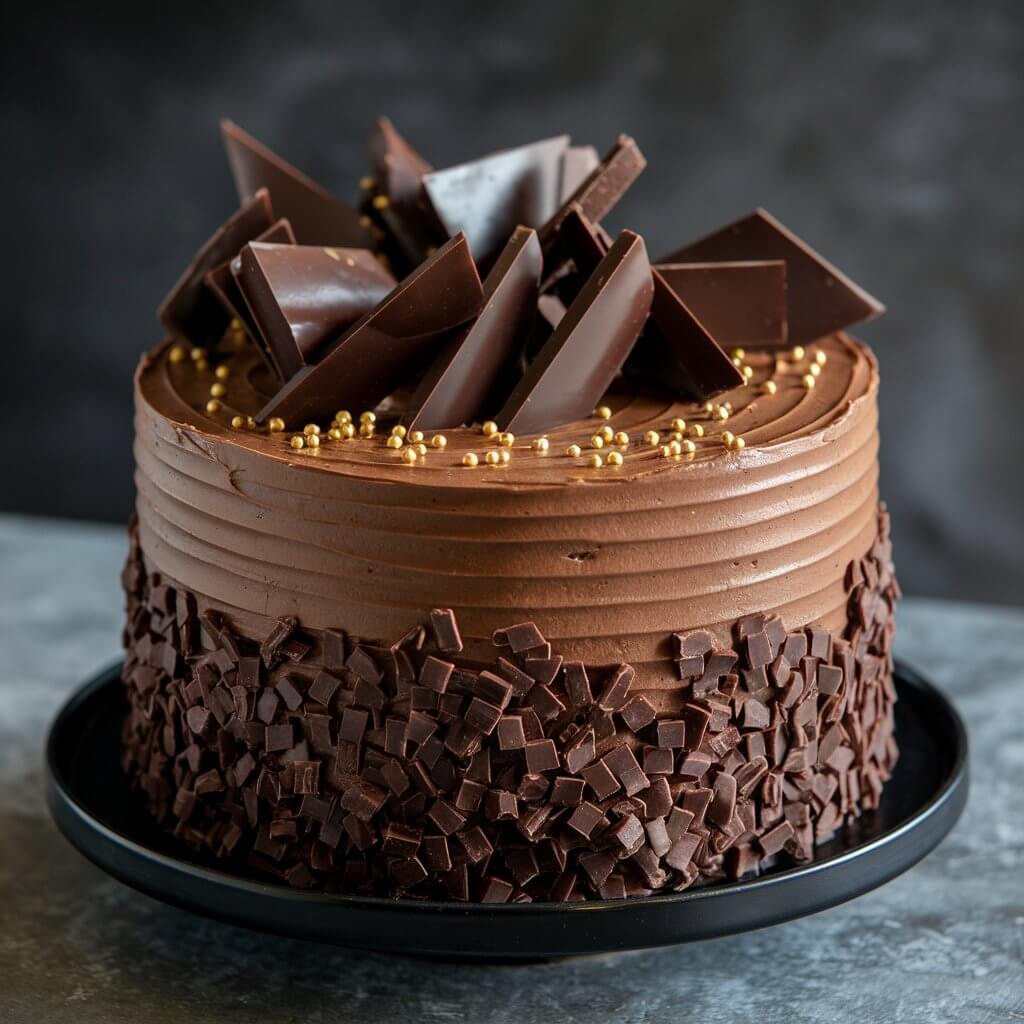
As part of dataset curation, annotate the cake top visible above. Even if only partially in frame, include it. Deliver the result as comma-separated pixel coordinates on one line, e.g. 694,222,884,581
153,117,888,452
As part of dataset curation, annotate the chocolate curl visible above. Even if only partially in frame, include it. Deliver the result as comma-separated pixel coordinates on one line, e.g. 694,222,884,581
405,226,542,431
663,208,884,343
496,230,654,435
158,189,274,344
423,135,570,269
257,232,483,426
232,243,396,380
221,119,372,249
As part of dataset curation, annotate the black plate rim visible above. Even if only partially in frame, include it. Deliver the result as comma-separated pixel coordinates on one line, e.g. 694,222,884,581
45,658,969,952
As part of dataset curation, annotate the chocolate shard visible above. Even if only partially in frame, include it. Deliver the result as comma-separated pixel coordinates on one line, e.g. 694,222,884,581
560,145,600,202
539,135,646,254
221,119,371,248
655,261,788,347
205,218,296,373
624,267,744,400
233,242,396,380
423,135,570,268
258,232,483,425
405,226,542,431
663,208,885,342
496,230,654,434
158,189,274,343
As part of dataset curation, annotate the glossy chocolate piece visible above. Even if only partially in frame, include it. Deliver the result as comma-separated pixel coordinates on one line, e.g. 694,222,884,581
405,226,542,431
656,260,788,346
423,135,569,268
663,208,884,342
233,243,395,380
221,120,371,248
496,230,654,435
258,233,483,425
158,189,273,344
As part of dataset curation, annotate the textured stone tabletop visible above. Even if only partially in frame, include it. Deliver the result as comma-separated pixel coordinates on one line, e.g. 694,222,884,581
1,514,1021,1023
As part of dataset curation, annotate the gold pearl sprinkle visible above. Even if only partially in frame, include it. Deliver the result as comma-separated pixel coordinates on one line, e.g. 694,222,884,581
809,362,821,377
607,451,623,466
210,382,227,398
588,453,603,468
716,406,730,421
661,445,672,457
596,405,612,420
497,432,515,447
499,449,511,464
190,346,207,362
336,410,352,424
762,380,778,395
303,424,321,436
815,349,828,366
802,373,817,390
613,431,629,446
268,417,286,433
463,452,479,467
306,434,321,449
597,425,613,442
689,423,705,438
408,430,424,444
328,427,343,441
341,423,356,439
372,194,390,210
644,430,661,446
732,356,743,368
359,423,375,438
670,431,684,443
566,444,582,458
205,399,221,414
431,434,447,449
742,365,754,380
391,424,407,438
682,439,697,454
359,214,373,229
230,415,245,429
671,417,686,432
386,435,403,449
215,364,230,381
485,450,501,466
359,411,376,424
734,436,746,449
401,447,417,465
169,345,187,364
290,435,304,450
722,430,736,448
533,437,550,452
246,417,256,429
195,358,209,372
590,435,604,449
792,345,806,361
482,420,499,437
414,443,428,456
359,175,376,191
731,347,746,361
703,401,715,413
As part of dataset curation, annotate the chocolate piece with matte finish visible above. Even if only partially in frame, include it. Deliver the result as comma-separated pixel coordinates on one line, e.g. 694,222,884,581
656,260,788,347
560,145,600,201
496,230,654,434
423,135,569,269
158,189,274,344
663,208,884,342
233,242,395,380
221,120,371,249
405,227,541,430
258,233,483,425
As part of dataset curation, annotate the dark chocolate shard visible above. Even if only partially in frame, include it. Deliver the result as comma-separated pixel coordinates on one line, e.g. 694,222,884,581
496,230,654,435
233,243,396,380
655,261,788,347
624,267,744,400
423,135,569,268
205,218,296,370
221,119,371,248
560,145,600,201
663,208,884,342
158,189,273,343
258,232,483,425
405,226,542,431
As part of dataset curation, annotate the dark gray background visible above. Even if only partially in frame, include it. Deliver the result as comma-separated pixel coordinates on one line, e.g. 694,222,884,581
2,2,1021,604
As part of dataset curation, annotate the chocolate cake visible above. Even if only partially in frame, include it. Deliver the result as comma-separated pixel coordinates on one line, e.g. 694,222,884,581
121,119,899,901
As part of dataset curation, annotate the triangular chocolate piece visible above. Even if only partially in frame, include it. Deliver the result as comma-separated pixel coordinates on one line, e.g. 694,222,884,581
423,135,569,268
233,243,396,381
205,218,296,377
663,209,884,342
405,226,542,431
258,233,483,425
496,230,654,435
158,189,273,343
560,146,600,202
655,261,788,346
221,119,371,248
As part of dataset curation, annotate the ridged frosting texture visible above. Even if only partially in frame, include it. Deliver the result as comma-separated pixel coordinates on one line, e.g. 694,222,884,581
133,333,879,691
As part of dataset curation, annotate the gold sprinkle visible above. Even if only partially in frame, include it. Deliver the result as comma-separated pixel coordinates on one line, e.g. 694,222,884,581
792,344,806,361
209,382,226,398
668,441,682,457
596,405,612,420
723,401,733,412
722,430,735,448
485,450,501,466
391,424,407,438
732,356,743,368
815,349,828,366
590,435,604,449
497,432,515,447
661,445,672,458
328,427,343,441
682,439,697,454
372,194,390,210
268,417,286,433
644,430,661,446
566,444,582,458
533,437,550,452
195,358,209,372
359,411,376,424
215,364,230,381
246,417,256,429
169,345,187,364
205,399,221,414
689,423,705,438
802,373,816,389
597,425,612,442
386,435,403,449
341,423,356,439
716,406,730,421
359,175,376,191
431,434,447,449
809,362,821,377
607,451,623,466
290,435,304,450
401,448,418,465
734,436,746,449
462,452,479,467
588,453,603,468
414,443,428,456
731,347,746,361
230,415,245,429
336,410,352,424
190,346,207,362
306,433,321,448
499,449,511,464
671,417,686,432
359,215,373,228
303,424,321,436
670,431,684,443
762,380,778,395
359,423,375,438
408,430,424,444
742,365,754,380
481,420,499,437
613,431,629,446
703,401,715,413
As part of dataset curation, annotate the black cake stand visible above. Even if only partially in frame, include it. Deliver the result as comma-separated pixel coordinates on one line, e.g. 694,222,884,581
45,660,967,960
